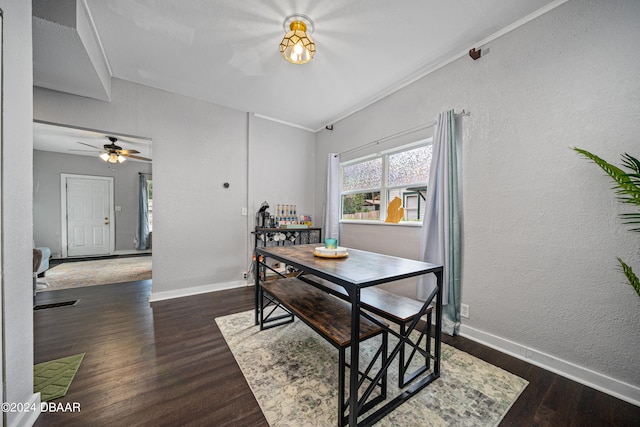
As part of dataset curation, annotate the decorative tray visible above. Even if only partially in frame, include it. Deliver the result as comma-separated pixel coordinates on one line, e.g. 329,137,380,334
313,246,349,258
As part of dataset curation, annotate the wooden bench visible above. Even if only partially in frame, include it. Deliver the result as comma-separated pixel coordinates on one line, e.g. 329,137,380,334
299,274,433,388
258,277,388,425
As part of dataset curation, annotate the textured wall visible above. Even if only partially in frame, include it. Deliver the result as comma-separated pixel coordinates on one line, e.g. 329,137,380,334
34,80,317,297
1,0,39,425
249,116,316,224
315,0,640,400
34,79,249,295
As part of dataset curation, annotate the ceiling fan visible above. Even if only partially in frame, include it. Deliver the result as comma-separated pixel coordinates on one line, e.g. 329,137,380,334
73,136,151,163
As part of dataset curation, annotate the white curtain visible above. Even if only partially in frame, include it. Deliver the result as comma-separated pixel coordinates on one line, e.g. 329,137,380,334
417,110,461,335
323,153,341,242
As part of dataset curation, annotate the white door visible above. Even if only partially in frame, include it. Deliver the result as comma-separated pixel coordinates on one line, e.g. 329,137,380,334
65,176,113,256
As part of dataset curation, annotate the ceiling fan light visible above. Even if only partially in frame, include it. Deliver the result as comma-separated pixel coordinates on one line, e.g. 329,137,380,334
100,152,110,161
117,155,126,163
280,17,315,64
108,153,119,163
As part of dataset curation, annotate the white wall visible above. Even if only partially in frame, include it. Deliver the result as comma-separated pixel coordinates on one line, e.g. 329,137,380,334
34,80,316,301
247,114,317,270
1,1,41,426
33,150,152,255
34,79,249,300
249,116,316,224
315,0,640,404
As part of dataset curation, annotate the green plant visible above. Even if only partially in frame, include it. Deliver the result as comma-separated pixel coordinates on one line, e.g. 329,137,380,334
574,148,640,297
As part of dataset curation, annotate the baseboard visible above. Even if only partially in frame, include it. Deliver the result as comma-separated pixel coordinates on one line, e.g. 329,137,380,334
459,324,640,407
8,392,41,427
51,251,151,262
148,280,248,302
112,249,152,256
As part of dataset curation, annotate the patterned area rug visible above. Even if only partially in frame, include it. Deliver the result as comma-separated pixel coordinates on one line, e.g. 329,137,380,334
216,310,528,427
42,256,152,291
34,353,85,401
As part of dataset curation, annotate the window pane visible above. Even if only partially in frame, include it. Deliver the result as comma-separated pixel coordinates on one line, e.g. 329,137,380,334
341,192,380,220
388,145,432,187
388,188,426,222
342,158,382,192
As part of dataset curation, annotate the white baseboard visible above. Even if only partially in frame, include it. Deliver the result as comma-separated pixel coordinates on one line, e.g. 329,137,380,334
148,280,248,302
112,249,152,256
9,392,41,427
459,324,640,407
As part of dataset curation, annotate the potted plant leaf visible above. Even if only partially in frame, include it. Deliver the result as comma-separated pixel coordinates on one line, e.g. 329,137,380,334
574,148,640,297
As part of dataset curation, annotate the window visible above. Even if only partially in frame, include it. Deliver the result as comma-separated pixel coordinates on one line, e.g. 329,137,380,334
340,140,432,223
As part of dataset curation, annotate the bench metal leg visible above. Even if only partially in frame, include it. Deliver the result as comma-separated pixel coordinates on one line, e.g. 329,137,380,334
398,311,432,388
339,331,387,427
338,346,346,427
258,286,294,330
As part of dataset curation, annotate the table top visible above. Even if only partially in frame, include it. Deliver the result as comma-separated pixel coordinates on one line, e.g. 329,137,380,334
256,244,442,289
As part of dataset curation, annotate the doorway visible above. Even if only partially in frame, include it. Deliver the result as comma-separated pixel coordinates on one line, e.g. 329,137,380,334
61,173,115,257
33,122,153,294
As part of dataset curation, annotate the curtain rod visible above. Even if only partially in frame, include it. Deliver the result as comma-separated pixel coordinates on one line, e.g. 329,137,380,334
336,110,469,157
139,172,152,176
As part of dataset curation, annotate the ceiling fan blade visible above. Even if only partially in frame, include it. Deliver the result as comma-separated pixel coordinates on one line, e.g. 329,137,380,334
76,141,102,150
117,149,140,155
123,154,152,161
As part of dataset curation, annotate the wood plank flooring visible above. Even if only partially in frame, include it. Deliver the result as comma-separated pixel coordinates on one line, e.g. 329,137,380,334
33,281,640,426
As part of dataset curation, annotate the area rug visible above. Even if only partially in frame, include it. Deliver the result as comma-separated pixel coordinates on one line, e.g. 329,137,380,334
34,353,85,402
216,310,527,427
42,256,152,291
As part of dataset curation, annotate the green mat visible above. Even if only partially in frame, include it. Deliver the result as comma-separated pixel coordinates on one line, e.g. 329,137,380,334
34,353,85,402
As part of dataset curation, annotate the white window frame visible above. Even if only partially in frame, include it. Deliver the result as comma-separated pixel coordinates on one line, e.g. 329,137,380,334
339,138,432,225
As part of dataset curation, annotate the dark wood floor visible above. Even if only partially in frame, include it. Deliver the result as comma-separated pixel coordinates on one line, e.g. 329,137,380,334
33,281,640,426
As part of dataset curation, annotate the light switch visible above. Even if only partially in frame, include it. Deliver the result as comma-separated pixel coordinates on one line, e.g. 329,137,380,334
241,207,247,216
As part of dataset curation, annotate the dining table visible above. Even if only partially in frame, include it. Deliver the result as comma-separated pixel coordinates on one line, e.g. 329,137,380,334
254,243,444,426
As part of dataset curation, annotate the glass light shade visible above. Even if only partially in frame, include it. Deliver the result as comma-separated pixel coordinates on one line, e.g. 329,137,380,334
101,151,126,163
280,21,315,64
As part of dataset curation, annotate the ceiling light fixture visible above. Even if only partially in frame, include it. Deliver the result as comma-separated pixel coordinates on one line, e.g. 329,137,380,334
100,152,126,163
280,14,315,64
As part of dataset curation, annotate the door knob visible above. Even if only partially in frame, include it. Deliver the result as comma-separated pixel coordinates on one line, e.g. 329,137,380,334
104,217,110,225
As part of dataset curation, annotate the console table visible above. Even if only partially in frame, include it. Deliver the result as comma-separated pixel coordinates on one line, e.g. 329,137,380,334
254,244,443,426
252,227,321,249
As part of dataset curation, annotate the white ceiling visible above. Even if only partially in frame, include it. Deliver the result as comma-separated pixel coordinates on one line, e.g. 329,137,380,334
33,0,562,134
33,121,153,162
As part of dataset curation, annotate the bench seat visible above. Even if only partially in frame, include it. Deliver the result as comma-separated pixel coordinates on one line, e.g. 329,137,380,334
299,274,431,323
299,274,433,389
259,276,388,425
261,277,384,347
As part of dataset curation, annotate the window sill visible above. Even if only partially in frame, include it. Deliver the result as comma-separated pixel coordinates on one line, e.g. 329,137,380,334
340,220,422,227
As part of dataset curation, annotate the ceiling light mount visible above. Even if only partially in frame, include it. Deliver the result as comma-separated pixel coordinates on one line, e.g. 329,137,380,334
282,13,314,34
280,13,316,64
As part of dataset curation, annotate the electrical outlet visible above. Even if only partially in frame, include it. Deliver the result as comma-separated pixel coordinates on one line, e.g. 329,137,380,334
242,272,248,280
461,303,470,319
